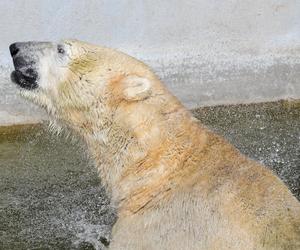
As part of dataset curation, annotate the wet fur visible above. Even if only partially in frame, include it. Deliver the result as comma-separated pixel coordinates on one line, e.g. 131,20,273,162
17,40,300,249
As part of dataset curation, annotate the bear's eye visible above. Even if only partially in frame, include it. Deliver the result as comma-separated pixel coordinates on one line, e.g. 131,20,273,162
57,45,65,54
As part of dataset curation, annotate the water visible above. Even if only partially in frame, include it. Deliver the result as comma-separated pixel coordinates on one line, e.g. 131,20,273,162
0,100,299,249
0,125,116,250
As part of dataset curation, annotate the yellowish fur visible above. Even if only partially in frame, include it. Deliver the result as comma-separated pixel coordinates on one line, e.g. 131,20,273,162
20,40,300,249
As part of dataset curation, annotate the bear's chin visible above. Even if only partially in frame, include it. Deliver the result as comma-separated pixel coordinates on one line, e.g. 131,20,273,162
19,89,43,105
19,89,57,116
11,70,38,90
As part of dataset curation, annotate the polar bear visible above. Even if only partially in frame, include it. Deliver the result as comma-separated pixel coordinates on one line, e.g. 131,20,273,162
10,40,300,249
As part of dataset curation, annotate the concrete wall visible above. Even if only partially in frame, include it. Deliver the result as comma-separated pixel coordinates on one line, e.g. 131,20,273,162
1,0,300,124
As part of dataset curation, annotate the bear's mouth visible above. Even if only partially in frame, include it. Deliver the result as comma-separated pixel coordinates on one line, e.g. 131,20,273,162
11,69,38,90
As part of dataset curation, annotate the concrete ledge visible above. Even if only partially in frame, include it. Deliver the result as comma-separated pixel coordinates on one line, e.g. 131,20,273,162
151,53,300,108
0,110,43,127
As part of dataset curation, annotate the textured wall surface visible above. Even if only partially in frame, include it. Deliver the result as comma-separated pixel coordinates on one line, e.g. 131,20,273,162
0,0,300,124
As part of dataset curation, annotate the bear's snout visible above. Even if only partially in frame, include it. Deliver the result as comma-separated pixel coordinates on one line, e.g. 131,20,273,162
9,42,39,90
9,42,36,69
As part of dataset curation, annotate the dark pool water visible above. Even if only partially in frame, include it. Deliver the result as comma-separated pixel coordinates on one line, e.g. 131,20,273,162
0,126,116,250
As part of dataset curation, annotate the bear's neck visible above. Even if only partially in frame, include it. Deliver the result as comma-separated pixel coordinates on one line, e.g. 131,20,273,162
79,105,208,216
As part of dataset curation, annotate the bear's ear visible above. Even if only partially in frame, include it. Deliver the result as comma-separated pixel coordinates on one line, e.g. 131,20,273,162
121,75,152,101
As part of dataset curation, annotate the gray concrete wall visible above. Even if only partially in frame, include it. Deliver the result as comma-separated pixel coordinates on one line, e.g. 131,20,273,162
1,0,300,125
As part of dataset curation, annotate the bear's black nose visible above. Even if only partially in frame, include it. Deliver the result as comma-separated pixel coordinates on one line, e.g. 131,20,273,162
9,43,20,57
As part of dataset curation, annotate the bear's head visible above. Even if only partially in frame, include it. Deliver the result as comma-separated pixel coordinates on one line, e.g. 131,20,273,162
9,40,194,193
9,40,176,135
